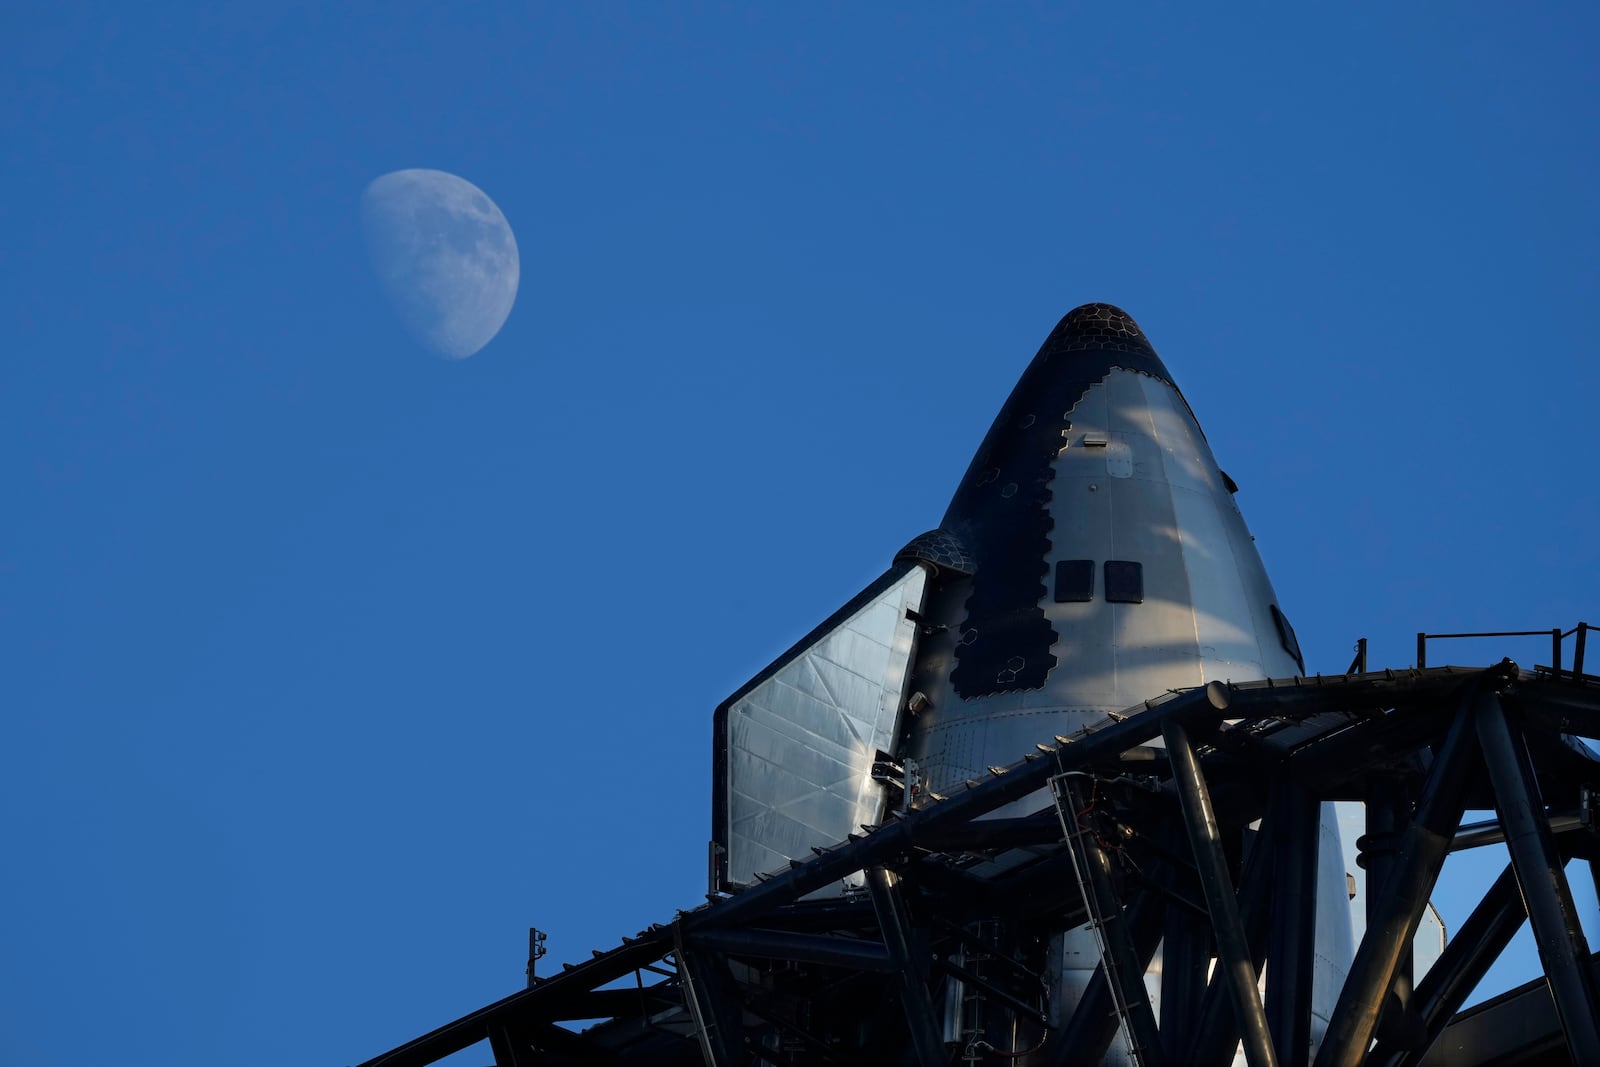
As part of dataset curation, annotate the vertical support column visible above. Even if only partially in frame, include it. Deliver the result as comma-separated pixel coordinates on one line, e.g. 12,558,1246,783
1266,784,1321,1067
1314,694,1479,1067
1475,695,1600,1063
1160,906,1211,1059
1163,719,1279,1067
1591,854,1600,921
865,867,949,1067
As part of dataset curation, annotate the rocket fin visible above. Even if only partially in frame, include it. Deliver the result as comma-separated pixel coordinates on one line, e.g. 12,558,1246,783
711,562,928,893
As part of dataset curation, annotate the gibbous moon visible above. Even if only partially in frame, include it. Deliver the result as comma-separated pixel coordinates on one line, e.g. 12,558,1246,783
360,169,519,360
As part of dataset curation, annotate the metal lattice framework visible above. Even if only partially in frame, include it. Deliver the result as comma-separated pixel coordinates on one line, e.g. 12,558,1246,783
355,651,1600,1067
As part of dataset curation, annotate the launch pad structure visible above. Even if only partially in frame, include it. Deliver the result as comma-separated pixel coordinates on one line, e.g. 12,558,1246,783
353,304,1595,1066
356,628,1600,1067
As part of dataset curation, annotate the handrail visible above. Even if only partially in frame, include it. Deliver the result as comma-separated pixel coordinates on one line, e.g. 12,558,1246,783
1416,623,1594,677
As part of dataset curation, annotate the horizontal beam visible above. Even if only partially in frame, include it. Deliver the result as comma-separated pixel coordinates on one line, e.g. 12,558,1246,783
689,927,895,972
684,682,1236,934
692,669,1483,938
1451,811,1587,851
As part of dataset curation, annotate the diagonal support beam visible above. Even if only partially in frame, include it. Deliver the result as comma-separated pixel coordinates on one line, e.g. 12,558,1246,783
491,1021,612,1065
1314,692,1480,1067
935,956,1049,1029
488,1025,532,1067
689,682,1238,935
1164,719,1279,1067
1370,860,1526,1067
1055,776,1167,1066
1192,796,1279,1067
673,922,744,1067
1365,774,1418,1047
865,867,949,1067
1047,873,1166,1067
1476,694,1600,1063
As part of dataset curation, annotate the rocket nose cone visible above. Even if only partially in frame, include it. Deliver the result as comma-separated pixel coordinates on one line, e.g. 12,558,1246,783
1052,303,1157,355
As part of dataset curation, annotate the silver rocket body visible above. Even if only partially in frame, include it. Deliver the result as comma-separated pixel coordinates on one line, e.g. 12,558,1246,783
900,324,1305,797
710,305,1418,1063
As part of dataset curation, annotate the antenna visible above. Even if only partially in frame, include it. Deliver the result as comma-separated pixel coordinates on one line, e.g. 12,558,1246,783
525,927,547,987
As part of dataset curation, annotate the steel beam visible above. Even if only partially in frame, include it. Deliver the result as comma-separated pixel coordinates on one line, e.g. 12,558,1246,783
1475,694,1600,1063
1266,785,1321,1067
934,955,1049,1029
916,813,1067,851
1047,872,1166,1067
356,933,673,1067
1370,861,1526,1067
1366,774,1419,1047
538,986,675,1021
1450,811,1587,851
689,927,895,972
487,1025,531,1067
673,924,744,1067
492,1022,611,1064
1192,803,1277,1067
688,682,1236,935
1057,777,1166,1066
1164,719,1279,1067
356,668,1499,1067
865,867,949,1067
1160,905,1211,1058
1314,691,1480,1067
689,672,1478,939
741,995,851,1066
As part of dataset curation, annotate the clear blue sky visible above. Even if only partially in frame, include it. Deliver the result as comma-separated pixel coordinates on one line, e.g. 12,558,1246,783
4,5,1597,1065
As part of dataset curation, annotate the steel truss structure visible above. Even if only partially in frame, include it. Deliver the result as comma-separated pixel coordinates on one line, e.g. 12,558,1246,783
356,656,1600,1067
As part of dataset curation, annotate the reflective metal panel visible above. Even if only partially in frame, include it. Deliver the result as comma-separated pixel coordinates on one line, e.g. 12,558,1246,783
906,367,1303,800
722,566,927,889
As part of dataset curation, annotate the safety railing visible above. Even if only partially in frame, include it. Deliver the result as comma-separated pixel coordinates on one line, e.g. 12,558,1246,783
1415,622,1594,677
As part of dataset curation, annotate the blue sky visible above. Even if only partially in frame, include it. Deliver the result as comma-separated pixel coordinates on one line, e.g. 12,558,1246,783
4,5,1597,1065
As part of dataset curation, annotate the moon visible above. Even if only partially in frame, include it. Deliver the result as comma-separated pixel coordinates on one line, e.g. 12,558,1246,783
360,169,519,360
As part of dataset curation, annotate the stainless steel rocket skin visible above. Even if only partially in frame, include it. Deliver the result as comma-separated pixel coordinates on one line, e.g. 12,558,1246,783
715,304,1307,870
895,303,1305,798
711,304,1374,1062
